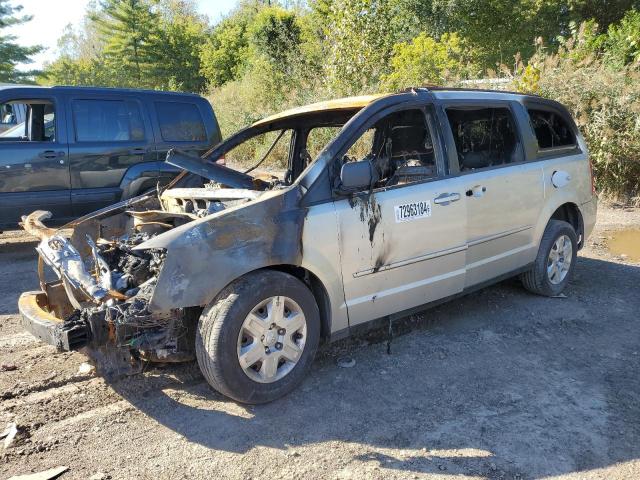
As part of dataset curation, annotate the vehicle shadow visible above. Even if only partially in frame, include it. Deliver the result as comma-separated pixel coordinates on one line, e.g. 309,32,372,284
106,256,640,478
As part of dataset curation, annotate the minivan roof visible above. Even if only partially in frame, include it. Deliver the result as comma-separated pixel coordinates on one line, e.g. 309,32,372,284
0,84,202,98
251,87,546,126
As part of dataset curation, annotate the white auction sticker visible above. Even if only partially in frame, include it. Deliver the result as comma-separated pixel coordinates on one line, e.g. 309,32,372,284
394,200,431,223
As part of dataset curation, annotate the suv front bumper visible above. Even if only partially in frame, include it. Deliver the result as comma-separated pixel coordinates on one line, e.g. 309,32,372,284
19,291,89,351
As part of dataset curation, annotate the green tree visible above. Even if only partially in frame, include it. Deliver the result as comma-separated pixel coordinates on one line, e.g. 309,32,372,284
382,32,480,89
200,14,250,87
567,0,640,33
318,0,410,94
0,0,43,83
156,0,209,92
248,6,301,69
92,0,161,85
605,9,640,68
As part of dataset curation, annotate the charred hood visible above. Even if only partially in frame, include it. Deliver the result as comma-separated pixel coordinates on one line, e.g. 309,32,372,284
166,149,269,190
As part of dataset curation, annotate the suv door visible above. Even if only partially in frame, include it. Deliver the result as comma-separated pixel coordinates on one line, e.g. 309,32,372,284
0,92,70,226
440,101,544,287
332,105,467,327
65,94,157,216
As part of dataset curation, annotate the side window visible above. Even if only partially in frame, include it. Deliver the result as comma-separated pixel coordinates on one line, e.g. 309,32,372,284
224,129,292,179
305,126,342,162
155,101,206,142
0,101,55,142
446,107,522,171
340,109,438,190
72,99,144,142
528,108,576,149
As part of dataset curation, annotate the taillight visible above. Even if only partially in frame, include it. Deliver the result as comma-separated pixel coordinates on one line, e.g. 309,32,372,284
588,159,596,195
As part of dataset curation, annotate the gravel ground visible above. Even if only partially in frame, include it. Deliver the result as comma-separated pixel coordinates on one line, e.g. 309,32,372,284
1,203,639,480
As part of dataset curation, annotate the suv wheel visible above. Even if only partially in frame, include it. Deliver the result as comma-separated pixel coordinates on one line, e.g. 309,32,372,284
195,270,320,404
521,220,578,297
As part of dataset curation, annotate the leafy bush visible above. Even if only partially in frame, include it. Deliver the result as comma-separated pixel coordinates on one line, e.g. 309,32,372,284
604,9,640,68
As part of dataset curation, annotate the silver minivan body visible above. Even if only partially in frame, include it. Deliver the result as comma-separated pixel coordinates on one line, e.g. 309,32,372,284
19,88,596,380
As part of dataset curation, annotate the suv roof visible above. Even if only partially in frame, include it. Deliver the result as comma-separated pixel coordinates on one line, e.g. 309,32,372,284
0,84,202,98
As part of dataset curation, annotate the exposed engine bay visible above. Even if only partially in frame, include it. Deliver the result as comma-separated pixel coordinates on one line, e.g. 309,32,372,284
21,167,271,374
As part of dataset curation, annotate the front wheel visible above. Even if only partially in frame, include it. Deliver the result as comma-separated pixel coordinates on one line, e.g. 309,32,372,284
196,270,320,404
521,219,578,296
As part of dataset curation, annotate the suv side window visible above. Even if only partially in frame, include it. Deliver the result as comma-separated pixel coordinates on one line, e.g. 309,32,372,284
0,101,55,142
446,107,523,171
527,108,576,150
72,99,144,142
155,101,206,142
340,109,438,190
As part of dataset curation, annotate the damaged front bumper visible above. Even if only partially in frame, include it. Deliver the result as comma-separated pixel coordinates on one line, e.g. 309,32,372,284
19,290,88,351
19,209,197,369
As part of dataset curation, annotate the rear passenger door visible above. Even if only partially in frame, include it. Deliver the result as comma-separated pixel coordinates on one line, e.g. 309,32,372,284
65,94,157,216
440,101,544,288
149,100,211,187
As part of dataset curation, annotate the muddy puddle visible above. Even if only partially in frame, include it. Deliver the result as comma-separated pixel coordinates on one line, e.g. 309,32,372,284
607,229,640,262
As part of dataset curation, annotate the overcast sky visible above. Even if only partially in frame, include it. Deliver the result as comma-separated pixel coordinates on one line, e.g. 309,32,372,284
7,0,238,70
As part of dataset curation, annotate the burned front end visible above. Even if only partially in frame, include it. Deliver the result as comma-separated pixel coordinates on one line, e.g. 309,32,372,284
18,158,273,375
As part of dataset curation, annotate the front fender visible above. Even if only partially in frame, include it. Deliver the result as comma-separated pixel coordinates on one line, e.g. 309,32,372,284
137,186,305,312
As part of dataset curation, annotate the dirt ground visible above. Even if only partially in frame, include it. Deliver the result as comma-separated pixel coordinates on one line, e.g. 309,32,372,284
1,203,639,480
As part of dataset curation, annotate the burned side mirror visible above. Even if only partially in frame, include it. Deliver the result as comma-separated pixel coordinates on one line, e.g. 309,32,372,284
339,159,379,193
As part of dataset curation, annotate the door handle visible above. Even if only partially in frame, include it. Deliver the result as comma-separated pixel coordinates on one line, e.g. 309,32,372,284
434,192,461,205
39,150,65,159
128,147,148,155
465,185,486,197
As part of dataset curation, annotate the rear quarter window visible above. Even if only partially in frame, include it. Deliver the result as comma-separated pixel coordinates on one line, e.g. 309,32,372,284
527,108,576,150
155,101,206,142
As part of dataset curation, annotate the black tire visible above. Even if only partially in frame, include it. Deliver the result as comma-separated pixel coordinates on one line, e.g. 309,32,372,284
520,219,578,296
195,270,320,404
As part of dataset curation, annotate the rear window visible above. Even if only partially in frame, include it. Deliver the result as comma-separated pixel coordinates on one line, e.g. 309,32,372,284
528,108,576,149
155,101,206,142
72,99,145,142
446,107,523,171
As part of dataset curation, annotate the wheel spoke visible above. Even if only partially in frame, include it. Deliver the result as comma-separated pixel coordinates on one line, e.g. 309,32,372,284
260,354,278,380
239,342,264,369
243,313,266,339
280,339,302,362
284,311,305,333
267,296,285,325
548,263,558,282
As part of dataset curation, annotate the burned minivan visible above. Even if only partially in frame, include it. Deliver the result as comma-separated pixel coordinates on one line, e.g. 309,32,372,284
20,89,597,403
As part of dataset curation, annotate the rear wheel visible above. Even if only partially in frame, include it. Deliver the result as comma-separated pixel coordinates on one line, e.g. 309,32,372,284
196,270,320,404
521,220,578,296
